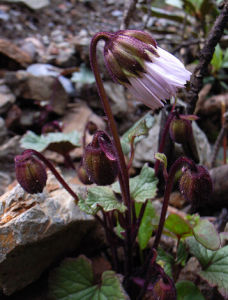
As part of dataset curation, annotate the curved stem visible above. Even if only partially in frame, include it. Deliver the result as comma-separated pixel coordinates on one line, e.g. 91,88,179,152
90,32,131,211
23,149,79,203
90,32,133,274
153,156,197,249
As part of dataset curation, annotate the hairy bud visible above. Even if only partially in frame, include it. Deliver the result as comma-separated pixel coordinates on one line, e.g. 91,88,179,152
78,162,93,185
179,165,212,207
15,152,47,194
169,116,192,144
84,131,118,185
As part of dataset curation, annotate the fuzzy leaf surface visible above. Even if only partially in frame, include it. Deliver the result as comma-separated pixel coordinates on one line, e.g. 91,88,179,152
78,186,126,215
21,130,80,153
112,164,158,203
193,219,220,250
49,256,128,300
165,214,193,239
186,237,228,298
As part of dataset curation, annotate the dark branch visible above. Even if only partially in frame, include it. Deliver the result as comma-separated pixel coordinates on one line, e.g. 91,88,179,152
187,1,228,114
120,0,138,29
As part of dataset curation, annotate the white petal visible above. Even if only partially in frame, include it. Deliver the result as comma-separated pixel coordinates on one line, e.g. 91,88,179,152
128,77,164,110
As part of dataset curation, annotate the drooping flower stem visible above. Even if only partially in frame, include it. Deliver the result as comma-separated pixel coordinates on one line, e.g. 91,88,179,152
154,112,175,175
153,156,197,250
90,33,131,211
90,32,133,273
23,149,79,203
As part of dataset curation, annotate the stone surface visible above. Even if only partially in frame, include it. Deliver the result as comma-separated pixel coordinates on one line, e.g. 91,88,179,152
104,82,128,116
4,64,75,114
0,38,32,66
4,0,49,10
0,84,16,114
0,171,95,295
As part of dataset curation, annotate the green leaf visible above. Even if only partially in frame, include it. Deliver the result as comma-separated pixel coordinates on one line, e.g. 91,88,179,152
49,255,128,300
157,247,174,278
193,219,220,250
165,214,193,239
121,113,154,155
21,130,81,154
176,280,205,300
211,44,223,72
112,164,158,203
78,186,127,215
136,201,157,250
71,63,95,85
186,237,228,298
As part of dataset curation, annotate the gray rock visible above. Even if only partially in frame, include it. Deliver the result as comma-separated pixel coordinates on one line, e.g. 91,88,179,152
0,117,7,144
4,64,75,115
0,171,95,295
0,84,15,114
104,82,128,116
3,0,49,10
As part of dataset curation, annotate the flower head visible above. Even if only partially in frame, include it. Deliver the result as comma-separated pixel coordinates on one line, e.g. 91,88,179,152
104,30,191,110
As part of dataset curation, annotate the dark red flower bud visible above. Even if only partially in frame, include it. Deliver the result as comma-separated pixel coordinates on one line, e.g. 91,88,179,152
169,116,192,144
179,165,212,207
84,131,118,185
78,162,93,185
15,152,47,194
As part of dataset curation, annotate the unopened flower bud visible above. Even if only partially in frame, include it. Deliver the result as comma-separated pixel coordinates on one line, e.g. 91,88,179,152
15,152,47,194
84,131,118,185
102,30,191,110
179,165,212,207
78,162,93,185
169,116,192,144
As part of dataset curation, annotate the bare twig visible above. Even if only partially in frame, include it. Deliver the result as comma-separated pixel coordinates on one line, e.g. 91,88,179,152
187,1,228,114
120,0,138,30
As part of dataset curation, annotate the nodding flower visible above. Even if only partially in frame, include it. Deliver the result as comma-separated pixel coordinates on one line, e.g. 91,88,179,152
15,151,47,194
103,30,191,110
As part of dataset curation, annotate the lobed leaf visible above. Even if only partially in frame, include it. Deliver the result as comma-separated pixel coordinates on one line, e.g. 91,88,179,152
21,130,81,153
112,164,158,203
186,237,228,298
78,186,127,215
49,255,128,300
